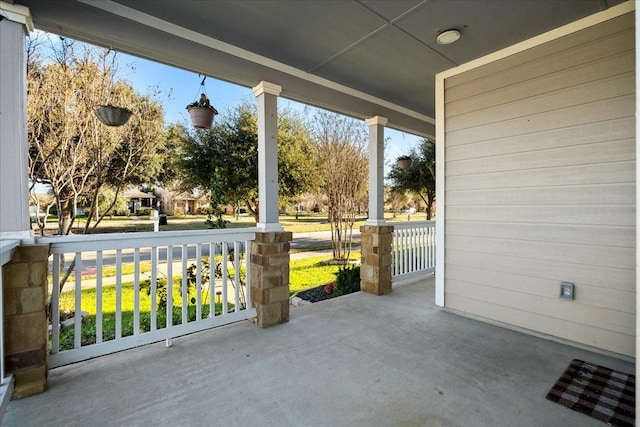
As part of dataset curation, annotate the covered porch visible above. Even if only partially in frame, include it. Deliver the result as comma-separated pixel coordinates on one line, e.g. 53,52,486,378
3,278,633,426
0,0,637,424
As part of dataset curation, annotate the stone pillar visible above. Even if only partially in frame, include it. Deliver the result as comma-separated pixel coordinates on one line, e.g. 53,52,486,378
250,232,292,327
360,225,393,295
3,245,49,397
0,3,33,241
252,81,284,232
364,116,387,226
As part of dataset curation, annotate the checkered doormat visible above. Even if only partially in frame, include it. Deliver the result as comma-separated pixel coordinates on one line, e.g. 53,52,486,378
546,359,635,427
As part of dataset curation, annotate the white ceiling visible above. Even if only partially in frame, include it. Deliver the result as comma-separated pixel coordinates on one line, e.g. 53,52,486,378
16,0,627,137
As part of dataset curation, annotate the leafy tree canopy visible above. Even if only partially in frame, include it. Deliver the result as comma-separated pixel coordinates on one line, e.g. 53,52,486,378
27,37,167,235
177,101,319,222
387,138,436,219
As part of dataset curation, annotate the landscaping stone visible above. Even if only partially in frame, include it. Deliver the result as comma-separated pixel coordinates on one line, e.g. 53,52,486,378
289,296,311,307
60,318,75,329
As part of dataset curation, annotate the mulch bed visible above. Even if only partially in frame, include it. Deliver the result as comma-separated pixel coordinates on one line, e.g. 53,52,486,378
295,284,338,303
546,359,635,427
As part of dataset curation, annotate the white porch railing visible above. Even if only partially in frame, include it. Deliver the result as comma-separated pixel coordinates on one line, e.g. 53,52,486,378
37,229,256,368
392,221,436,280
0,240,18,418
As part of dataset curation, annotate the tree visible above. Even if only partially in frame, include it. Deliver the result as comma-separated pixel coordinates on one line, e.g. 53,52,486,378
311,110,368,261
387,138,436,219
178,101,319,223
27,38,166,236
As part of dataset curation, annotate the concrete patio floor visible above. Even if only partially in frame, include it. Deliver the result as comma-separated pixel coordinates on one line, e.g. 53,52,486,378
3,277,634,427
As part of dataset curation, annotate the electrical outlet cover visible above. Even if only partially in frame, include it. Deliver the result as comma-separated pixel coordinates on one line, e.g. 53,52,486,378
560,281,574,300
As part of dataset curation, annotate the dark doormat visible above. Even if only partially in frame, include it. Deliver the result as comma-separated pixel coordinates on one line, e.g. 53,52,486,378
546,359,635,427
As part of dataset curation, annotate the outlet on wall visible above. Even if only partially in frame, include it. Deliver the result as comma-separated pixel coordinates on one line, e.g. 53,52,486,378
560,281,574,300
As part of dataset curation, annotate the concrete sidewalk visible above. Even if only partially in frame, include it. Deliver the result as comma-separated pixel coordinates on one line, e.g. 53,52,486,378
4,278,633,426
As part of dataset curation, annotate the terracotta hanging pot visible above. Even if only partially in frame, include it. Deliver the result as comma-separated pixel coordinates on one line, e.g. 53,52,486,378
95,105,132,127
397,156,412,169
188,106,216,129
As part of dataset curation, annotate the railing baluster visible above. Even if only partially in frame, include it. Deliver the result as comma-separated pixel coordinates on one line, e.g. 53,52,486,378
167,246,173,328
244,240,250,311
404,229,409,275
96,251,103,344
181,245,188,324
410,227,416,273
222,243,228,314
74,253,82,349
234,241,240,310
151,245,157,332
51,253,61,353
196,244,202,321
420,228,428,270
209,243,215,317
133,248,140,335
116,249,122,339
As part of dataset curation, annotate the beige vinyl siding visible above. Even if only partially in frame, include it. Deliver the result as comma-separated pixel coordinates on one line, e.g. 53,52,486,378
442,13,635,356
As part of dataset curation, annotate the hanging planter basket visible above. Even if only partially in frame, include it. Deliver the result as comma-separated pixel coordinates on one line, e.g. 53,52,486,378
397,156,412,169
188,106,216,129
95,105,132,127
186,75,218,129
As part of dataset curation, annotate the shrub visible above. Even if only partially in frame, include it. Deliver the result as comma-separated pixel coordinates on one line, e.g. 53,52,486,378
334,265,360,296
197,206,214,215
136,207,152,216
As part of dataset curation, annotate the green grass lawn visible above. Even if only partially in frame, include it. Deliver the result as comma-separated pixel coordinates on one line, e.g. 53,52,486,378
288,255,357,295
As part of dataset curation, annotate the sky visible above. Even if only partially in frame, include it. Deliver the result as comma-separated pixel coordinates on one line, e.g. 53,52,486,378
116,52,423,176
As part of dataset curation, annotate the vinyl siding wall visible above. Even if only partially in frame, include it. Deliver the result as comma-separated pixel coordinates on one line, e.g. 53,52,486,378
442,13,635,356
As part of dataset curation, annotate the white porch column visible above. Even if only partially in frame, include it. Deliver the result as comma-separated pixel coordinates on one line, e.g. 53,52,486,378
365,116,388,225
252,81,283,232
0,2,33,241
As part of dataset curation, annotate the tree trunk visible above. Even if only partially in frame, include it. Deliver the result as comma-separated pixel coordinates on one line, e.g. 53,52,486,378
59,198,75,235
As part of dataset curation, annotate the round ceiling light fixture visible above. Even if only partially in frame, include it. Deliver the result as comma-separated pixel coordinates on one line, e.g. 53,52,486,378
436,29,461,45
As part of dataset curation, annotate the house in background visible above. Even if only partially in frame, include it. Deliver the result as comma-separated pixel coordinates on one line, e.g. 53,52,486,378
123,189,156,215
156,188,209,216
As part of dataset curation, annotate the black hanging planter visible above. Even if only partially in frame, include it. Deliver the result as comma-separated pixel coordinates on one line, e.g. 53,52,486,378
95,105,132,127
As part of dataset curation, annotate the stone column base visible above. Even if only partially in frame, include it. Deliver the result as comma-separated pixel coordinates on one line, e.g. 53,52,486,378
3,244,49,398
360,225,393,295
249,232,292,327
